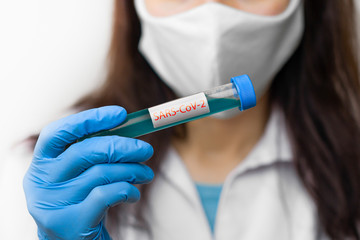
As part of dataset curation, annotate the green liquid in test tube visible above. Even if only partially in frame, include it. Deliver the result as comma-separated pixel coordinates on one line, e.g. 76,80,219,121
79,75,257,140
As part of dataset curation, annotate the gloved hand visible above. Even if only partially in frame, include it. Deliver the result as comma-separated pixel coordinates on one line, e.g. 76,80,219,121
23,106,154,240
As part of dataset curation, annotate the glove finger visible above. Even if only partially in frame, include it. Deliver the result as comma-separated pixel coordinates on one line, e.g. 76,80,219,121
36,163,154,206
46,163,154,204
79,182,140,227
23,164,153,220
34,106,127,159
49,136,153,182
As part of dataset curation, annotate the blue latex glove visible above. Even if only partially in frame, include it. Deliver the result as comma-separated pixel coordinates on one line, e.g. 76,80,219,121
23,106,154,240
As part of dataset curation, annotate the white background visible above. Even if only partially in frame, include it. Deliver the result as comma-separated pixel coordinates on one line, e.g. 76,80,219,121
0,1,113,239
0,0,359,239
0,0,113,151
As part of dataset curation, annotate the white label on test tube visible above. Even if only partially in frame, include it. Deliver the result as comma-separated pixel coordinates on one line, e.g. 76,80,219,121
148,93,210,128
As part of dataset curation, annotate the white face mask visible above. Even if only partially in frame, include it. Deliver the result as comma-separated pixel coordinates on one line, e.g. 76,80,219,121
135,0,304,117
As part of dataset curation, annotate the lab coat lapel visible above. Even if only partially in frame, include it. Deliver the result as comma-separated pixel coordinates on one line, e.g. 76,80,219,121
159,147,201,208
227,106,293,179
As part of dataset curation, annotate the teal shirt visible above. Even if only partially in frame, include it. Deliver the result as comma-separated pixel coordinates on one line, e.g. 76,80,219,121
195,183,223,233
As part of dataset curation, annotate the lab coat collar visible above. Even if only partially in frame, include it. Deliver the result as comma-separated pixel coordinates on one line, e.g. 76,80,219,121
229,106,293,177
159,106,293,203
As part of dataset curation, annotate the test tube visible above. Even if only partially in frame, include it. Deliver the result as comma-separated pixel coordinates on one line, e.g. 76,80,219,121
80,75,256,140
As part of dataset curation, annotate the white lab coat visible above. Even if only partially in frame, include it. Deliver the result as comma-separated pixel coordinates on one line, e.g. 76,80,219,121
116,108,328,240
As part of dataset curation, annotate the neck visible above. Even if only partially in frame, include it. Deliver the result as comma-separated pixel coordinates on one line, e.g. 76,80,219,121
172,93,270,183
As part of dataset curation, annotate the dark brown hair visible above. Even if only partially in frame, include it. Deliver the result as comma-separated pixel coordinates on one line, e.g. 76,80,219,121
74,0,360,238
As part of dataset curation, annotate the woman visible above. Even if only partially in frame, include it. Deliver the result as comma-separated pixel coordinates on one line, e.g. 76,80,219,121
23,0,360,239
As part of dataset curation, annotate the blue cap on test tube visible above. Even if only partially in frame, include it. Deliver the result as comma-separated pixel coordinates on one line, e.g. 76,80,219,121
231,75,257,111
